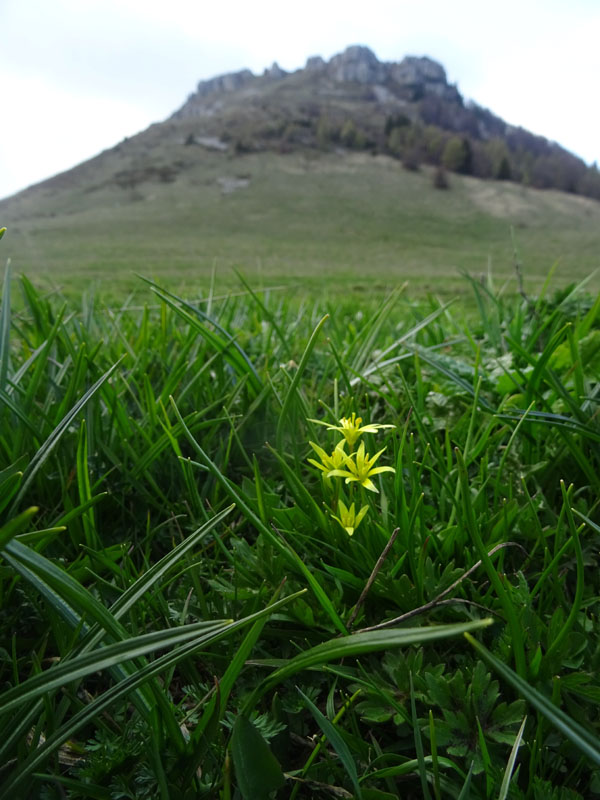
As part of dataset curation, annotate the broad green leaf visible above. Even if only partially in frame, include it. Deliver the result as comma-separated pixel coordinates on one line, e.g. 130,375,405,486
231,715,286,800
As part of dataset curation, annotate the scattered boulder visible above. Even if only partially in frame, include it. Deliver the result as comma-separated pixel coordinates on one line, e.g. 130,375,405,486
195,136,228,151
217,176,250,194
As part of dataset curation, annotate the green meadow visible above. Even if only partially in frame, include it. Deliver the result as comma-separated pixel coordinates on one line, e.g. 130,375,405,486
2,150,600,300
2,201,600,799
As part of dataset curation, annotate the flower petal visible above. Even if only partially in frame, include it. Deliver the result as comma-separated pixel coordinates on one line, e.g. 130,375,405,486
355,505,369,526
366,447,387,467
307,458,329,472
327,469,354,480
371,423,395,430
366,466,396,476
307,417,339,429
354,441,366,467
309,440,330,460
361,478,379,493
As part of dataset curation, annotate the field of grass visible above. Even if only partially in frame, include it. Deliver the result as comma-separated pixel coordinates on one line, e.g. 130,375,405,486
2,226,600,799
2,147,600,301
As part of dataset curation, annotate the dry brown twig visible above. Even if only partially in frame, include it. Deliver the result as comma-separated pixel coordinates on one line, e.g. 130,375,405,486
347,527,400,629
357,540,528,633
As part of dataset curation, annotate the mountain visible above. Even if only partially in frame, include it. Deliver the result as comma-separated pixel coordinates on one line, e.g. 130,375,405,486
4,44,599,207
1,45,600,299
168,45,599,198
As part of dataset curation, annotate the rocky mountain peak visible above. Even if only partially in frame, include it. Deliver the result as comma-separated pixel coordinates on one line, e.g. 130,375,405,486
389,56,447,87
178,45,456,112
305,55,325,72
326,45,385,84
264,61,287,80
171,45,463,125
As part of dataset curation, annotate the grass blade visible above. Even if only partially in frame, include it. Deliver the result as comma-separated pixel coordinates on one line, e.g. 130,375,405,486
244,618,492,710
0,620,232,714
276,313,329,450
9,358,124,513
0,260,11,397
298,686,362,799
0,593,302,795
498,716,527,800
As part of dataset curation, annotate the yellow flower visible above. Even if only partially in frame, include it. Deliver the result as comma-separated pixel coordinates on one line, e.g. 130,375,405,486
307,439,347,474
308,412,395,447
331,499,369,536
328,441,395,493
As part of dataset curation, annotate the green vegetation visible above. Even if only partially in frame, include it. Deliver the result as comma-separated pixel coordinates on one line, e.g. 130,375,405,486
2,244,600,798
442,137,473,175
2,150,600,302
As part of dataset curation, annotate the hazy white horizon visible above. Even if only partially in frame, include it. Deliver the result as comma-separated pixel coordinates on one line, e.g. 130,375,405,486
2,0,599,200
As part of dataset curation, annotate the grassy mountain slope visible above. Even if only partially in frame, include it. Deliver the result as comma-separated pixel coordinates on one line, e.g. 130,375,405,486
2,137,599,300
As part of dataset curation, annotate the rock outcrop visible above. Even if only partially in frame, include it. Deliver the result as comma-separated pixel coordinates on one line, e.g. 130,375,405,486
326,45,386,84
172,45,462,120
305,55,325,72
389,56,447,86
264,62,287,80
195,69,254,97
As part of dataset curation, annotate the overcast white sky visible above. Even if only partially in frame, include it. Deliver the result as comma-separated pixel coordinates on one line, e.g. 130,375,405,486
1,0,599,200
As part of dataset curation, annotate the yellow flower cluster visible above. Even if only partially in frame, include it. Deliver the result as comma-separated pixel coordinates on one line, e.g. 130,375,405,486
307,413,395,535
309,412,395,448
